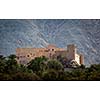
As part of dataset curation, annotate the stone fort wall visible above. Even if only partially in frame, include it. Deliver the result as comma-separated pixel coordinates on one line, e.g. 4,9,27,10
16,44,84,65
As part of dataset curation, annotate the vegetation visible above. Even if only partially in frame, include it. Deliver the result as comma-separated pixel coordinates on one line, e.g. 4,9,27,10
47,59,63,70
0,54,100,81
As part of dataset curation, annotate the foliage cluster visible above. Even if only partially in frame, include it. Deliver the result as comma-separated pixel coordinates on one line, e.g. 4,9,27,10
0,55,100,81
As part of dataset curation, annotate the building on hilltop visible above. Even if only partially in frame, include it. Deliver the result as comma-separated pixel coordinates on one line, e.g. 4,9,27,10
16,44,84,65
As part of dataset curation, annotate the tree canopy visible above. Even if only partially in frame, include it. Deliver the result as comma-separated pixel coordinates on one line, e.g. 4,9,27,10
0,54,100,80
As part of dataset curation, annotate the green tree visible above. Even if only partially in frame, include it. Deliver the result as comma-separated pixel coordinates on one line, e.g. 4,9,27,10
11,72,41,81
78,64,86,69
27,56,48,72
87,64,100,80
5,54,20,73
42,69,58,80
18,64,33,73
0,55,6,73
0,73,12,80
57,70,66,80
57,55,67,67
47,59,63,70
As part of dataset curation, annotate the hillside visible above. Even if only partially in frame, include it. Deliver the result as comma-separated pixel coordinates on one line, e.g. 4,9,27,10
0,19,100,65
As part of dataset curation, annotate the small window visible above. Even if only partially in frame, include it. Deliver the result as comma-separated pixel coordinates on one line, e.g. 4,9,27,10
33,54,35,56
20,56,22,58
17,57,19,59
52,49,54,51
27,55,30,57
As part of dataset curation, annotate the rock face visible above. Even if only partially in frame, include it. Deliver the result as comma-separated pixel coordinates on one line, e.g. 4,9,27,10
0,19,100,65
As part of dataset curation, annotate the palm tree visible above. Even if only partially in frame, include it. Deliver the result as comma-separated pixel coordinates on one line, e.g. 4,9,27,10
27,56,48,72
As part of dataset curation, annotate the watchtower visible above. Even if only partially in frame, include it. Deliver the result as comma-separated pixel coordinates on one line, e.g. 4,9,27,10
67,44,77,61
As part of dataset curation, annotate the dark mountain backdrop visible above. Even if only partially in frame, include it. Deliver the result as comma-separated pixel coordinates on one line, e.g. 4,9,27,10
0,19,100,65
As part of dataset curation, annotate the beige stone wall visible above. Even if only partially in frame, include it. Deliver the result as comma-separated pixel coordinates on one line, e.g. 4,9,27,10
66,44,76,61
16,45,65,64
16,48,45,64
80,54,84,64
16,44,84,65
75,54,80,65
55,50,67,58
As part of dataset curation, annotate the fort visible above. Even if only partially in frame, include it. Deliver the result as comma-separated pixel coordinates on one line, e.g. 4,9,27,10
16,44,84,65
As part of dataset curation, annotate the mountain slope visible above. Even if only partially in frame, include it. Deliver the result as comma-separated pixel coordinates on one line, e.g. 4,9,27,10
0,19,100,65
